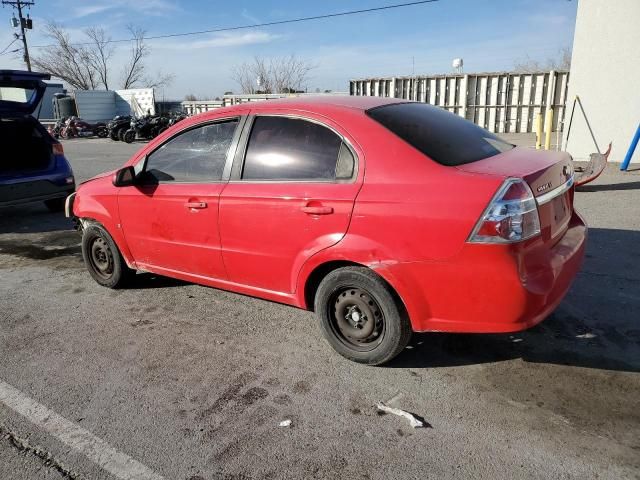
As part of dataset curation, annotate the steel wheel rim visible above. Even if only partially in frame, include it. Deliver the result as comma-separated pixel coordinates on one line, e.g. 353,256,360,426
329,286,386,352
89,237,114,280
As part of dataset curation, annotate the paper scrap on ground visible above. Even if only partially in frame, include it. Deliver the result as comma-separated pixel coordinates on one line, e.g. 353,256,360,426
377,402,425,428
279,419,292,427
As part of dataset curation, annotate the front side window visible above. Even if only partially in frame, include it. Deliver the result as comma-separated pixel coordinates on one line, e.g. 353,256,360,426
242,116,354,181
143,119,238,183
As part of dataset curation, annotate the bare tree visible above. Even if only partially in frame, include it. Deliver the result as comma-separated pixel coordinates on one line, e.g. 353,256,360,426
231,55,315,94
120,26,174,89
120,25,148,89
31,22,173,91
84,27,114,89
31,22,98,90
272,55,315,93
514,46,572,73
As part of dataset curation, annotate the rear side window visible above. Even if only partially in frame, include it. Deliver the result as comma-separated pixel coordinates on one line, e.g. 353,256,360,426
143,119,238,183
367,103,514,166
242,116,354,181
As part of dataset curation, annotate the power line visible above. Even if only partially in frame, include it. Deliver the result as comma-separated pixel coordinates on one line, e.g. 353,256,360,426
0,36,19,55
2,0,34,70
33,0,440,48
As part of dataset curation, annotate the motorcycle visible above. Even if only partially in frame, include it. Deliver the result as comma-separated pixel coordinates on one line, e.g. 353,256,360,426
123,115,161,143
157,113,187,136
47,117,67,139
150,116,171,138
59,117,108,139
107,115,132,141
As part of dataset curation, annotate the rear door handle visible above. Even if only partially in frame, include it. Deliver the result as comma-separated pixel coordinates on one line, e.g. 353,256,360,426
185,201,207,209
301,205,333,215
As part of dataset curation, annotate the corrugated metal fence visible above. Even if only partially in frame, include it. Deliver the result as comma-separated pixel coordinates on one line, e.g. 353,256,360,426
182,93,348,115
350,71,569,134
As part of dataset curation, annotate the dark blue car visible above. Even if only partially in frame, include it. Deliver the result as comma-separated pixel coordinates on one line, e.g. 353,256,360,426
0,70,74,211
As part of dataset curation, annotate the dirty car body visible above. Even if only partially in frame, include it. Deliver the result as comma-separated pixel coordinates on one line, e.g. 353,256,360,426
0,70,75,210
69,96,586,365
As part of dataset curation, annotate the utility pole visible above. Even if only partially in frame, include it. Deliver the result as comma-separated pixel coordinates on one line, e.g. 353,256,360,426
3,0,34,71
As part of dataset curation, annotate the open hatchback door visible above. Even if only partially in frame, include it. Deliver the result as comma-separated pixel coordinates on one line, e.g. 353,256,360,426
0,70,50,116
0,69,75,211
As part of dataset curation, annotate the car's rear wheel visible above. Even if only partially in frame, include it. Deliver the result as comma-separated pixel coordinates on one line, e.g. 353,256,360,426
81,224,134,288
315,266,412,365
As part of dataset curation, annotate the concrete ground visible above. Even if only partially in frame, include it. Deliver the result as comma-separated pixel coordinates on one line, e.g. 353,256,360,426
0,137,639,480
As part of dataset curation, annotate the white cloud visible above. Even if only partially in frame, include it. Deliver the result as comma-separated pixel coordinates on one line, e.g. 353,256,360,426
71,5,113,18
156,31,282,50
69,0,180,19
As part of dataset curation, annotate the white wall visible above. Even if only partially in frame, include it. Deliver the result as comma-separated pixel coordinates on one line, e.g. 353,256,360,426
73,88,156,122
564,0,640,163
75,90,116,122
115,89,156,117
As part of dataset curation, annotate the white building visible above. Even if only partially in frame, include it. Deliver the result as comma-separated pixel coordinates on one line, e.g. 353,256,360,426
564,0,640,164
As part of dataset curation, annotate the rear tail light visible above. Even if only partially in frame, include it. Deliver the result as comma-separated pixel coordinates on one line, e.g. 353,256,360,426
52,144,64,155
468,178,541,244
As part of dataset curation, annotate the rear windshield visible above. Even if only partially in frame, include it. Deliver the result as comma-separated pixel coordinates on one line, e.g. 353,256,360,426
366,102,514,166
0,87,35,104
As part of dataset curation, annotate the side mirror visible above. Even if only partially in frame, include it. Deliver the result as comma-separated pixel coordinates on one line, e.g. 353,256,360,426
113,166,136,187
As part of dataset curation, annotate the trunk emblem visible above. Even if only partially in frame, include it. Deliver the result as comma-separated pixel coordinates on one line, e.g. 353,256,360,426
537,182,552,193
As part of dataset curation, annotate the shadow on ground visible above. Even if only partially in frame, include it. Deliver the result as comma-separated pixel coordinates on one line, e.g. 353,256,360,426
2,207,639,374
390,227,640,373
577,180,640,192
0,204,73,234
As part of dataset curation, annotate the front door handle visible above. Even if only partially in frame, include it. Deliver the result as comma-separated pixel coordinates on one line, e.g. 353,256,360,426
185,201,207,209
301,205,333,215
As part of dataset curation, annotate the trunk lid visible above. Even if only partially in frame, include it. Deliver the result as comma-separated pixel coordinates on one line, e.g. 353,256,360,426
0,70,50,116
457,147,574,242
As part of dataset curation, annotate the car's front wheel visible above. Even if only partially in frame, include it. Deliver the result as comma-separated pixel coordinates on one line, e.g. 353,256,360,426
81,224,134,288
315,266,412,365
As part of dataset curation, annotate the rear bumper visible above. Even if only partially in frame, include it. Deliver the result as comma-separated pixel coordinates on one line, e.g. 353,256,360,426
380,211,587,333
0,178,75,208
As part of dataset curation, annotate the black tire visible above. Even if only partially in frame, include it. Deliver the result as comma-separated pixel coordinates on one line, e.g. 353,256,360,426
81,224,134,288
110,129,120,141
96,127,108,138
44,197,65,212
315,267,412,365
123,129,136,143
118,128,126,141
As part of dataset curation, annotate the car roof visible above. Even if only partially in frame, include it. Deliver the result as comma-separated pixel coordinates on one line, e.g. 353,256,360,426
197,95,408,119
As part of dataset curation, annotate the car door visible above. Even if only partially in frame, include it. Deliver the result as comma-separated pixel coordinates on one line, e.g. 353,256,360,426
219,113,363,294
118,117,243,279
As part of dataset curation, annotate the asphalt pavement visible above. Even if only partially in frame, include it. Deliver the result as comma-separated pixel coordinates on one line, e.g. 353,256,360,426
0,137,638,479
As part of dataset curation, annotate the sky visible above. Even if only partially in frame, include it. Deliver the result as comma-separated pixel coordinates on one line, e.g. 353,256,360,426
0,0,578,99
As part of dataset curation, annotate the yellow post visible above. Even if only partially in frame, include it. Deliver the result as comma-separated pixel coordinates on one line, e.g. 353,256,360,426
544,108,554,150
535,113,543,149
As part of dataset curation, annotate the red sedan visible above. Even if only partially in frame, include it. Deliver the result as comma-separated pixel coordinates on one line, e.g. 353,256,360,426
67,97,586,365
